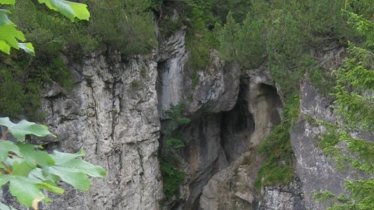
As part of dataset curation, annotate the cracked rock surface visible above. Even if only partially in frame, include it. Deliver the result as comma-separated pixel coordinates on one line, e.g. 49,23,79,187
42,53,162,210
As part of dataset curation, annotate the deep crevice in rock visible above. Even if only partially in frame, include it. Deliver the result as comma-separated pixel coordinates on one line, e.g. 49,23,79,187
221,78,255,162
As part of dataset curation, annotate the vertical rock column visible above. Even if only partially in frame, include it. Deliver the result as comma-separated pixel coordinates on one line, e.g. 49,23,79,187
42,53,163,210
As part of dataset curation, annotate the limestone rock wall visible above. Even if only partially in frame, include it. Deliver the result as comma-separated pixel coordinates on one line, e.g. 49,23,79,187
37,29,355,210
42,53,162,210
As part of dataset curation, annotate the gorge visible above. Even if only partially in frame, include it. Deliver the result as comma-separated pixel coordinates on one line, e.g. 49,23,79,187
0,1,373,210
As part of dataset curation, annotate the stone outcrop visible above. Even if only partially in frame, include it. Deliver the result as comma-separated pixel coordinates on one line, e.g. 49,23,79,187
198,70,291,210
258,178,304,210
157,31,188,118
288,47,365,210
35,27,360,210
290,81,370,210
42,53,162,210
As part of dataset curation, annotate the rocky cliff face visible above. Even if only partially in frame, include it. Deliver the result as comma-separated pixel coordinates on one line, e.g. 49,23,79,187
157,32,288,209
42,53,162,210
40,31,363,210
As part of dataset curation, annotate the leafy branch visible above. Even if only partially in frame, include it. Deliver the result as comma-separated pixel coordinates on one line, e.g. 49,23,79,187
0,117,106,210
0,1,105,210
0,0,89,55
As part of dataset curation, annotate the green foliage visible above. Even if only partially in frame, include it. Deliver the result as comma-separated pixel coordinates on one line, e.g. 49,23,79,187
88,0,157,55
0,8,34,55
160,104,190,200
313,190,337,203
158,0,374,207
315,127,374,208
0,0,94,119
184,0,218,70
314,179,374,210
163,104,191,136
264,5,310,97
11,0,97,55
164,137,184,150
255,94,299,189
308,66,337,96
318,125,340,156
211,0,251,23
179,0,372,97
0,0,89,55
159,155,185,199
216,11,267,69
0,0,158,119
0,117,106,209
312,10,374,209
0,68,26,118
342,178,374,210
0,117,54,142
335,44,374,130
0,3,106,210
0,54,71,120
37,0,90,21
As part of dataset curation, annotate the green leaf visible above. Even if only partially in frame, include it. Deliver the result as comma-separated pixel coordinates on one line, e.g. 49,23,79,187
0,24,24,48
18,42,34,55
12,160,35,176
46,150,106,191
0,117,55,141
59,158,106,177
0,40,10,54
27,168,64,194
0,10,35,55
0,175,10,187
17,144,55,167
0,0,15,5
0,141,21,161
49,166,90,191
0,9,10,25
52,150,106,177
37,181,64,194
38,0,90,21
52,150,84,164
0,10,25,49
9,176,46,207
52,151,106,177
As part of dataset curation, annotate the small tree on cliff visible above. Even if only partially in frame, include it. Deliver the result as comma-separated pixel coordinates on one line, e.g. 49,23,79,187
0,1,106,210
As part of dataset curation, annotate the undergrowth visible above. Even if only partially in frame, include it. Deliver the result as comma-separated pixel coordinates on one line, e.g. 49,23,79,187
255,94,299,190
159,104,191,200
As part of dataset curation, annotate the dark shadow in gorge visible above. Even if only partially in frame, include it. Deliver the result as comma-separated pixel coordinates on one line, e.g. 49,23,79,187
158,75,283,210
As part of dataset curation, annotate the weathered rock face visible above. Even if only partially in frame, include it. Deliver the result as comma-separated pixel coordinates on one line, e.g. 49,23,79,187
186,53,241,114
156,31,243,209
37,29,353,210
157,31,188,117
198,70,289,210
258,177,305,210
199,151,259,210
289,47,355,210
151,29,299,210
42,53,162,210
157,31,241,117
156,29,298,210
290,81,361,210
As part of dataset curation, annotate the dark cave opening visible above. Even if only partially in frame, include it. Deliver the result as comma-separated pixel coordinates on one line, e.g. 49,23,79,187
221,78,255,162
158,75,283,209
